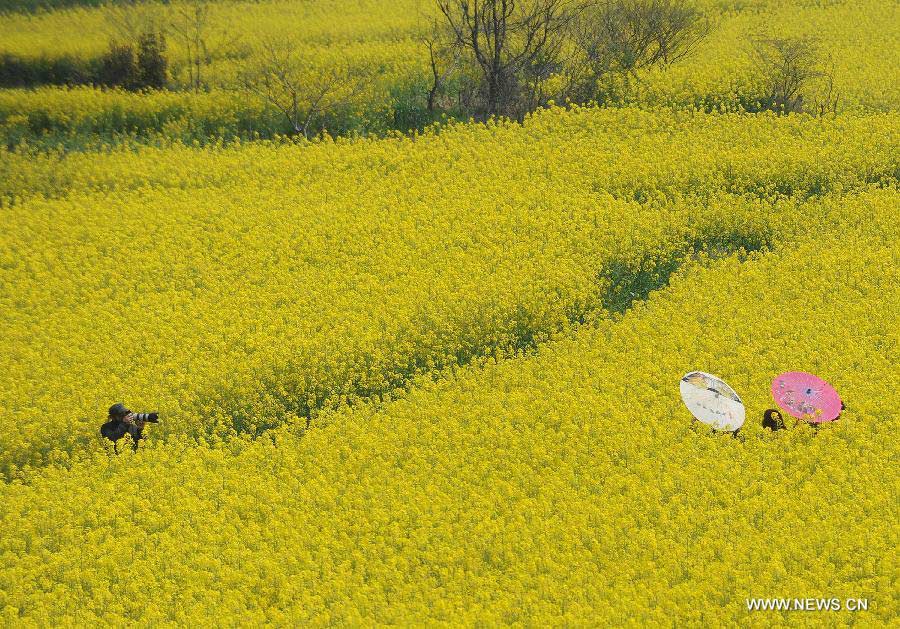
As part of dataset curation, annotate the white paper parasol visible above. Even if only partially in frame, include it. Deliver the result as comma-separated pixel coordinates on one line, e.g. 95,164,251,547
680,371,745,431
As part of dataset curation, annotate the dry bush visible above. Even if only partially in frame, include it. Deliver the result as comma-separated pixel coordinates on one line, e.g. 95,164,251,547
751,36,840,116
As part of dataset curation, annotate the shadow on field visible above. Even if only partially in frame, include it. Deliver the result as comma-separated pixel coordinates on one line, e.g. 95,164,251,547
599,231,771,314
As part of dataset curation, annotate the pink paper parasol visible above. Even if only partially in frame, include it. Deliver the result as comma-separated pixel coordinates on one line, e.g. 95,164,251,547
771,372,842,423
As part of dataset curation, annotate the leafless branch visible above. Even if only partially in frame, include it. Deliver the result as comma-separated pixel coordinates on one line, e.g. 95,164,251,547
238,40,375,138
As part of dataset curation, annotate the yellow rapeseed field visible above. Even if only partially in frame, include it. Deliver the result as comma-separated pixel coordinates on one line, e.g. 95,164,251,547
0,181,896,623
1,0,898,144
3,0,898,108
1,0,898,624
2,107,898,475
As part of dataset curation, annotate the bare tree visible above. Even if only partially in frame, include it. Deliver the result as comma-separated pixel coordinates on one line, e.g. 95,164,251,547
569,0,709,103
104,1,164,44
435,0,577,120
170,0,241,91
424,20,464,113
811,57,840,117
238,40,374,139
751,37,839,115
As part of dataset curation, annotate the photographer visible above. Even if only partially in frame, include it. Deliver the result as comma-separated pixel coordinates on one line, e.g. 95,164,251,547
102,403,159,453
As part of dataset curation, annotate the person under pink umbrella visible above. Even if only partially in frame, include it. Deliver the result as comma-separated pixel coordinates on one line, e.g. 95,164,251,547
763,371,844,431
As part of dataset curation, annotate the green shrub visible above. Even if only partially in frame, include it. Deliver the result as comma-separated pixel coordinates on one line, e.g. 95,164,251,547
0,52,91,87
137,31,167,90
95,41,138,89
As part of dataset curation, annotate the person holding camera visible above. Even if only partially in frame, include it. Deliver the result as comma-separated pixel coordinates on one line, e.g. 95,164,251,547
101,403,159,453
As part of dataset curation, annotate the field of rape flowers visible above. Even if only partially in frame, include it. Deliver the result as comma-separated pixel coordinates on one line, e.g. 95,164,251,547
1,0,899,625
1,104,898,624
1,0,899,146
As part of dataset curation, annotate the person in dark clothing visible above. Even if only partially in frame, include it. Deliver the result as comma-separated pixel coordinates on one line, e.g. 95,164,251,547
100,403,159,453
762,408,786,431
763,401,846,433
